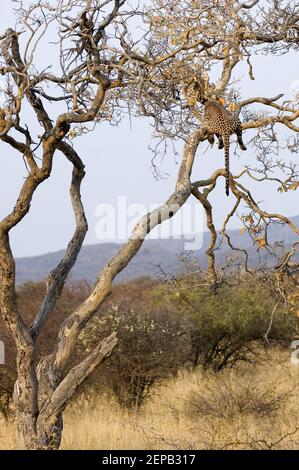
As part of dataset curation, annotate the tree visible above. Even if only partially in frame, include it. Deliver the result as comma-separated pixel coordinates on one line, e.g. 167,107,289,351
0,0,208,449
140,0,299,294
0,0,298,450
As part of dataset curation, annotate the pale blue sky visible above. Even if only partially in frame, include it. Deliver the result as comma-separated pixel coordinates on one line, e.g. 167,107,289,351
0,1,298,257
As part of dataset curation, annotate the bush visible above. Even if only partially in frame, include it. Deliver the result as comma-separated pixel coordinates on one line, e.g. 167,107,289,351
186,370,291,420
151,273,296,371
78,281,190,409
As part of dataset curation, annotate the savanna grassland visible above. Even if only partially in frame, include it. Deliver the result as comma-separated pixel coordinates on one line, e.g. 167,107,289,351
1,349,299,450
0,274,299,450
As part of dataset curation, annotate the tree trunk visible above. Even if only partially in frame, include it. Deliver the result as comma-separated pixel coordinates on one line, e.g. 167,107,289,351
12,333,118,449
16,411,62,450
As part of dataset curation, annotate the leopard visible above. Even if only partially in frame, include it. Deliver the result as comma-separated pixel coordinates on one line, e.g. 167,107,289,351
202,100,247,196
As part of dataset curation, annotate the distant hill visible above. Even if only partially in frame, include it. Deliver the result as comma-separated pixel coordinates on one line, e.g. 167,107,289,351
15,215,299,285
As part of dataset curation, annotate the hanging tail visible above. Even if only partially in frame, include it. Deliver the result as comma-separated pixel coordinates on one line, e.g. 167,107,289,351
224,134,230,196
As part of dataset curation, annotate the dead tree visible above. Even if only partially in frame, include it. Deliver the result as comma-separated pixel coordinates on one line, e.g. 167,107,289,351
0,0,209,449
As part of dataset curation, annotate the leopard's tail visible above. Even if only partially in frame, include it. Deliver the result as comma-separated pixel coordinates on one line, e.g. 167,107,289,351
224,133,230,196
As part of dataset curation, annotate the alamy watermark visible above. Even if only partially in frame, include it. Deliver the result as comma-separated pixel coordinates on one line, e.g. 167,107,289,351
0,77,7,107
95,196,204,251
290,340,299,365
291,80,299,102
0,340,4,365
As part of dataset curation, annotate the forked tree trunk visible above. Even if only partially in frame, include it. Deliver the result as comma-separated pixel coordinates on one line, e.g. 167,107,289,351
16,407,63,449
12,333,118,449
3,127,201,449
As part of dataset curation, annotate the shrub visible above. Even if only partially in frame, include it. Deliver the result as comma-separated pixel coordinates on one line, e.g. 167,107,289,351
186,370,291,420
78,291,190,409
151,273,296,371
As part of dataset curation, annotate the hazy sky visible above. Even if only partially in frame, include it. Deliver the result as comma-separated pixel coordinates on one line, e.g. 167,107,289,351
0,1,298,258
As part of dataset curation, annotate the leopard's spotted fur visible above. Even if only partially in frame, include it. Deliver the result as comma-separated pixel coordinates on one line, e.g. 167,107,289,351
203,100,247,196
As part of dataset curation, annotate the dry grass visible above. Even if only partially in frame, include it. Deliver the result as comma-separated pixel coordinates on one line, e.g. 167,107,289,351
0,419,18,450
1,349,299,450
